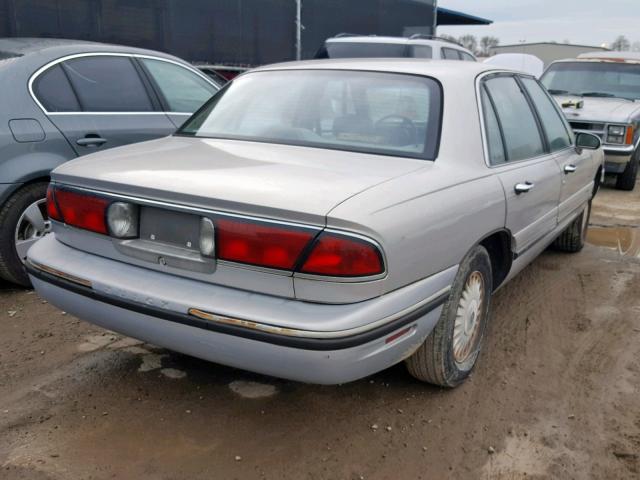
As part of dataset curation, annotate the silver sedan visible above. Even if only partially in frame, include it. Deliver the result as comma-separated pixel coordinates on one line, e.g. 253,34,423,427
28,60,604,386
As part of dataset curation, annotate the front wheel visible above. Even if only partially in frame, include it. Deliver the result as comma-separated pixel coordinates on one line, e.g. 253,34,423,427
0,182,50,287
405,245,493,387
615,149,638,191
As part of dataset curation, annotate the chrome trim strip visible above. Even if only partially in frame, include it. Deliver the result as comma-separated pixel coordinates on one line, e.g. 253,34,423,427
189,285,450,339
54,183,323,231
27,259,93,288
28,52,217,115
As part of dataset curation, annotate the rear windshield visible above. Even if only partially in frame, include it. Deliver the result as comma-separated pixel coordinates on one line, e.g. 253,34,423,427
541,61,640,101
320,42,408,59
178,70,442,160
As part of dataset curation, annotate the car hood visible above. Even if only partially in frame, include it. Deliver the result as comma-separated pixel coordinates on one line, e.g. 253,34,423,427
52,136,425,225
553,95,640,123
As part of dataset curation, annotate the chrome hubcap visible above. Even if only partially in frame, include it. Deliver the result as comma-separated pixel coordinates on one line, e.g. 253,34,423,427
453,271,485,364
15,198,50,264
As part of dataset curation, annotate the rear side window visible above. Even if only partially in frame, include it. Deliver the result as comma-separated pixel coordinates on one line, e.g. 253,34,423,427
442,48,461,60
461,52,476,62
520,77,573,151
480,87,506,165
325,42,408,58
410,45,433,59
33,64,80,112
63,56,153,112
484,76,545,162
140,58,217,112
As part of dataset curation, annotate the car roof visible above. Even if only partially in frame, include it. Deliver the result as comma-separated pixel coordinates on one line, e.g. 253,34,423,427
252,58,508,79
576,51,640,64
326,35,470,51
0,37,185,63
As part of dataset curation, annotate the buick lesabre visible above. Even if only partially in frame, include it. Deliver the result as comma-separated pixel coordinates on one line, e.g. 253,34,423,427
28,60,603,386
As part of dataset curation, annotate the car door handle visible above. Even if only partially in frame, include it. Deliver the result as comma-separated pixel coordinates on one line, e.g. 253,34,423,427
76,136,107,147
514,182,535,194
564,164,577,174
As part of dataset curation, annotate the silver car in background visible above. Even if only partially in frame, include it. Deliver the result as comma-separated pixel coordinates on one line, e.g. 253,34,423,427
541,51,640,190
28,60,603,386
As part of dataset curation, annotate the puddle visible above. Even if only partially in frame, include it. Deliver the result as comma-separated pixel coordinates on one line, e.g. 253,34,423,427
587,226,640,257
228,380,278,399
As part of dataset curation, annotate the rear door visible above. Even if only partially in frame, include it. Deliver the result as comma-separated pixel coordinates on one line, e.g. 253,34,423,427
480,74,562,255
519,77,594,224
32,54,176,156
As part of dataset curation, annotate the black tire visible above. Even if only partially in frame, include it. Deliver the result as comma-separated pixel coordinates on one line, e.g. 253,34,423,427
615,149,638,191
552,201,590,253
405,245,492,387
0,182,49,287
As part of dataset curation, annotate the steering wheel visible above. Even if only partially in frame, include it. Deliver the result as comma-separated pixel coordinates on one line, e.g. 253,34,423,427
374,114,418,146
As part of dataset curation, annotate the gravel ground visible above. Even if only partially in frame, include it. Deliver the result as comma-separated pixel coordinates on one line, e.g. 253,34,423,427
1,179,639,480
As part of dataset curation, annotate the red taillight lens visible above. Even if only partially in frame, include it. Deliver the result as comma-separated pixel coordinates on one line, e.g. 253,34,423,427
216,218,315,270
300,233,384,277
46,184,62,221
54,188,109,235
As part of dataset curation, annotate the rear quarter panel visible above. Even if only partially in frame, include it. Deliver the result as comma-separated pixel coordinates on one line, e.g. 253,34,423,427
324,162,505,295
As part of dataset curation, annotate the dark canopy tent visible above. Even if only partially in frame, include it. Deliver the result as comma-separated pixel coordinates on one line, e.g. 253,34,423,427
436,7,493,26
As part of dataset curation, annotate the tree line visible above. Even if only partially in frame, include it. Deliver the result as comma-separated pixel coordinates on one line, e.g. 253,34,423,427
438,35,499,56
440,34,640,56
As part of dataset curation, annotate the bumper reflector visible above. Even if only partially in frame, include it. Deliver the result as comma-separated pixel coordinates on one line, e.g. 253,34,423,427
28,260,93,288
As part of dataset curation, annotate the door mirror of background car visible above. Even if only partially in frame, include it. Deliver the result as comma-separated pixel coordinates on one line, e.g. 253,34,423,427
575,132,601,151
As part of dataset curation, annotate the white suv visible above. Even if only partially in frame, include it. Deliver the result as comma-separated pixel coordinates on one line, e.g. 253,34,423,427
316,34,477,62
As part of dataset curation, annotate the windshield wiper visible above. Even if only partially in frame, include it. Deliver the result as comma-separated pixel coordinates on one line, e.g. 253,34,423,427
547,89,570,95
579,91,632,101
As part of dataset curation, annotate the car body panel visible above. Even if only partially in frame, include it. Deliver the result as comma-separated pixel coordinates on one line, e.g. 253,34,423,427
493,155,562,255
52,135,427,225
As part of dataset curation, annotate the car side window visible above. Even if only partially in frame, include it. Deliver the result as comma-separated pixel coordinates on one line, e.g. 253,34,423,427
140,58,217,113
460,52,476,62
484,76,546,162
33,64,81,112
520,77,573,151
410,45,433,59
62,56,153,112
480,87,506,165
442,48,461,60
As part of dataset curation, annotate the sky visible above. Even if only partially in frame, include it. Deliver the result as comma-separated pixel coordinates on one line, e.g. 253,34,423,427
437,0,640,48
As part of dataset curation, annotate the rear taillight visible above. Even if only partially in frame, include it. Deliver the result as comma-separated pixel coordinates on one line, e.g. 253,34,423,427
47,185,385,277
300,233,384,277
46,184,62,221
54,188,109,235
216,218,315,270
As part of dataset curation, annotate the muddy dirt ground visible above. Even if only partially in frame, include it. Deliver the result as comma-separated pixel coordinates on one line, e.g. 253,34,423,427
1,179,639,480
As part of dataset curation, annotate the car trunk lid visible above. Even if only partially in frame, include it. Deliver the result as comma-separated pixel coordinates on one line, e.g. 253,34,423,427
52,136,424,226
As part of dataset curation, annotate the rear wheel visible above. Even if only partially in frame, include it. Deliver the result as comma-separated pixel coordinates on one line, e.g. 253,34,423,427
553,201,590,253
615,149,638,191
405,245,492,387
0,182,50,287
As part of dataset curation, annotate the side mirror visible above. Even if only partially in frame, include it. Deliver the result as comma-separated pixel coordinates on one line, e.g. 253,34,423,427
575,132,601,151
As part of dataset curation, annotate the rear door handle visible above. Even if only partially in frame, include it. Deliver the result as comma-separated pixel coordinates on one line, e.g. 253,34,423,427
514,182,535,194
76,136,107,147
564,164,577,174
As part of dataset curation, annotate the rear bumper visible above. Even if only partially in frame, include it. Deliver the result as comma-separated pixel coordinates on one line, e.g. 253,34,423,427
27,235,453,384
